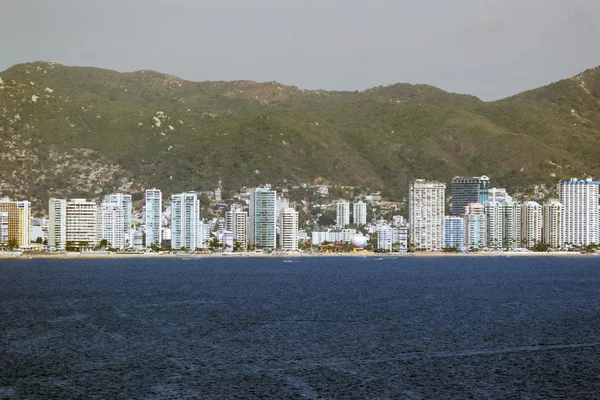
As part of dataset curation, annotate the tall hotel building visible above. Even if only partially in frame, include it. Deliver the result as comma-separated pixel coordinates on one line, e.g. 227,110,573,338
451,176,489,216
484,201,503,249
249,188,277,249
145,189,162,247
171,192,200,250
559,178,599,246
0,198,31,248
501,201,521,249
65,199,98,249
463,203,486,249
225,205,248,249
280,207,299,251
336,201,350,228
409,180,445,250
543,200,562,249
106,194,132,245
97,202,125,249
49,198,67,249
521,201,542,248
353,201,367,226
444,216,465,250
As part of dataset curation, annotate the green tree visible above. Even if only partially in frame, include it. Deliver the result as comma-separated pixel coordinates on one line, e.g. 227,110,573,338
7,238,19,250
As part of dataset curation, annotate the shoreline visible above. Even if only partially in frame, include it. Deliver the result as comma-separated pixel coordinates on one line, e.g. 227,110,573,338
1,251,597,260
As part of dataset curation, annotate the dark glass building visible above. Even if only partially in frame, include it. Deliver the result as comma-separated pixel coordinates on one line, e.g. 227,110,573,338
451,176,490,216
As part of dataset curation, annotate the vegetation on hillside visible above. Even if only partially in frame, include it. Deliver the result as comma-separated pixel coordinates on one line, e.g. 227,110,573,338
1,62,599,212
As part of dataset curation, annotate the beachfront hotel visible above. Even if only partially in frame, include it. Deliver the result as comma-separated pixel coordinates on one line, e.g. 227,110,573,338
559,178,599,246
409,179,445,251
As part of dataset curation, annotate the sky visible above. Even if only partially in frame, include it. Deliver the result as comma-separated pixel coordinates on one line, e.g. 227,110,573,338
1,0,599,101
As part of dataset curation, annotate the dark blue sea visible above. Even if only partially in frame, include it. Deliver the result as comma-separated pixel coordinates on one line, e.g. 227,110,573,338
1,256,599,399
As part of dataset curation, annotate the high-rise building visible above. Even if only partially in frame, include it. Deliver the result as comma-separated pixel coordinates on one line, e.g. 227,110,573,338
97,202,125,249
66,199,98,250
249,188,277,249
409,180,445,250
559,178,599,247
488,188,513,203
543,200,562,249
444,216,464,250
451,176,490,216
106,194,132,247
501,201,521,249
49,198,67,250
336,201,350,227
484,201,503,249
280,208,299,251
225,205,248,249
353,201,367,226
171,192,200,250
463,203,486,249
521,201,542,248
0,198,31,248
145,189,162,247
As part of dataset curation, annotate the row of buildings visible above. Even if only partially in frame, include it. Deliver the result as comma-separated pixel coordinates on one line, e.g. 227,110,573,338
43,188,300,252
409,177,599,250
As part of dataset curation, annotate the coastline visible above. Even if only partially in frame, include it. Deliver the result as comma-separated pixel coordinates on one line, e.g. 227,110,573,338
0,251,597,260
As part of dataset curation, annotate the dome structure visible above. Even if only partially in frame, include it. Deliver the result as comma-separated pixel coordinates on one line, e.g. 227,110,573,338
350,235,367,249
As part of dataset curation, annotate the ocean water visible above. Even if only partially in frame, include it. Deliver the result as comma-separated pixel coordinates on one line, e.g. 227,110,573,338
0,256,599,399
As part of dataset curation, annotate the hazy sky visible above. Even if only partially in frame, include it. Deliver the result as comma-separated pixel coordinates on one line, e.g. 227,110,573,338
1,0,599,100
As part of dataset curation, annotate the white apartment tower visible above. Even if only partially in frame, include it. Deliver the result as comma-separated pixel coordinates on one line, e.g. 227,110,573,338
501,201,522,250
66,199,98,250
145,189,162,247
521,201,542,248
97,203,125,249
49,198,67,250
543,200,562,249
353,201,367,226
171,192,200,250
226,205,248,249
280,207,299,251
249,188,277,249
484,201,503,249
559,178,599,247
336,201,350,228
409,180,446,251
463,203,486,249
107,194,132,246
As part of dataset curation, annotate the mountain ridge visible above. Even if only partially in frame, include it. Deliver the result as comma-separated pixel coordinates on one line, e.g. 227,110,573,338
1,61,599,212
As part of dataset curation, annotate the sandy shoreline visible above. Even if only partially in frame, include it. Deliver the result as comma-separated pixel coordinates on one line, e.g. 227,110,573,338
0,251,597,260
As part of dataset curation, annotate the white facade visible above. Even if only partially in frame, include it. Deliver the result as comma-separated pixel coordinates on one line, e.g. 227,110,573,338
521,201,542,248
409,180,445,251
97,203,125,249
484,202,503,249
280,208,299,251
444,216,465,250
336,201,350,227
49,198,67,250
463,203,486,249
559,178,599,247
66,199,98,249
311,228,357,245
226,206,248,249
171,192,200,250
543,200,562,249
107,194,132,247
352,201,367,226
145,189,162,247
488,188,513,203
501,201,522,250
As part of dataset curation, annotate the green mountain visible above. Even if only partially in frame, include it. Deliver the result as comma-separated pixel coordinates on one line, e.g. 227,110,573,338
1,62,599,210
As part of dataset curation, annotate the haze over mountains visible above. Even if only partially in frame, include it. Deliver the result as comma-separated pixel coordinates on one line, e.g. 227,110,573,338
1,61,599,211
